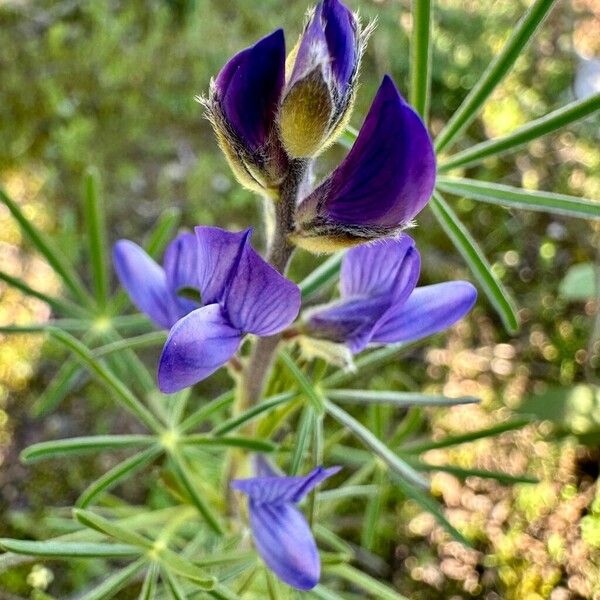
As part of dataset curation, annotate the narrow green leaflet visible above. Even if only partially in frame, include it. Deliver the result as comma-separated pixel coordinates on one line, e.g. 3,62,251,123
73,509,154,550
326,389,479,407
0,319,90,334
299,252,344,299
0,269,86,317
77,445,163,508
431,192,519,334
21,435,156,463
325,400,429,489
0,187,93,307
83,167,109,308
407,459,538,484
391,473,472,546
213,391,297,436
48,328,163,432
325,564,409,600
0,539,140,558
400,417,532,454
138,562,159,600
170,450,224,535
77,558,146,600
410,0,433,119
361,465,385,551
94,331,167,357
181,435,277,452
163,568,188,600
289,406,314,475
435,0,556,152
437,176,600,220
439,93,600,171
181,390,235,432
279,351,325,414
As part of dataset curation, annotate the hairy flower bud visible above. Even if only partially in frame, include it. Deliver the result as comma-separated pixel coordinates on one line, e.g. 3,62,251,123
279,0,369,158
202,30,289,197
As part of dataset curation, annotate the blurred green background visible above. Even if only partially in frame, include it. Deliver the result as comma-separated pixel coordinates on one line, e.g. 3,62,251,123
0,0,599,598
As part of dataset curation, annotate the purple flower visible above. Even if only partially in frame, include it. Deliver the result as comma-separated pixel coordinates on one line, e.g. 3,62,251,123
292,76,436,253
113,233,200,330
231,459,340,590
303,235,477,352
157,227,300,393
280,0,368,157
204,30,288,196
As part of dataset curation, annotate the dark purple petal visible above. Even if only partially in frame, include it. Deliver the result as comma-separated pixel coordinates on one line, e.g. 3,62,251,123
322,0,357,91
305,296,391,353
223,237,301,336
215,29,285,150
157,304,241,393
195,226,249,305
341,235,420,303
113,240,179,329
304,76,436,228
371,281,477,344
231,466,340,505
249,501,320,590
163,232,200,315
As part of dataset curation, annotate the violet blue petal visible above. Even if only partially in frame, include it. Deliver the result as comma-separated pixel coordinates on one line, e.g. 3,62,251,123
249,501,320,590
223,238,301,336
157,304,241,393
341,235,420,302
322,0,357,91
231,466,341,504
314,76,436,227
371,281,477,344
113,240,179,329
215,29,285,150
305,296,391,353
163,232,200,315
289,3,329,88
195,226,249,305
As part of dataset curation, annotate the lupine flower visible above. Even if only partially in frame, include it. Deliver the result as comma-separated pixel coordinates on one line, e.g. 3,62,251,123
203,30,289,196
231,458,340,590
157,226,300,393
291,75,436,253
303,235,477,352
113,233,200,330
279,0,369,158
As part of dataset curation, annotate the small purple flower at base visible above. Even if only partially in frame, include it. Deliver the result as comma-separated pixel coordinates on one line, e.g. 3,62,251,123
231,460,341,590
292,75,436,253
157,226,300,393
303,235,477,352
113,232,199,330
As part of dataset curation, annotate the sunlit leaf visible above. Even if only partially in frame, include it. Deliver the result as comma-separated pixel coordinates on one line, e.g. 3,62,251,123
326,389,479,407
410,0,433,119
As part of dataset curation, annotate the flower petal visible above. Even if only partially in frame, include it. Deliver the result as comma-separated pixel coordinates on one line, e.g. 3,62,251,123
113,240,178,329
195,226,249,305
249,501,320,590
215,29,285,150
371,281,477,344
223,237,301,336
231,466,340,504
304,296,390,353
322,0,358,92
341,235,420,302
299,76,436,230
163,232,200,315
157,304,241,393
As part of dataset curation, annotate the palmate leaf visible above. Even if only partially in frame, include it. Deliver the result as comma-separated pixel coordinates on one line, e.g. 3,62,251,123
409,0,433,120
435,0,557,152
437,176,600,220
439,93,600,171
431,192,519,334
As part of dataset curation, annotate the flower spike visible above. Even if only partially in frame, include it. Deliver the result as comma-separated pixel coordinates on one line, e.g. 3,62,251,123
292,76,436,253
232,462,341,590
